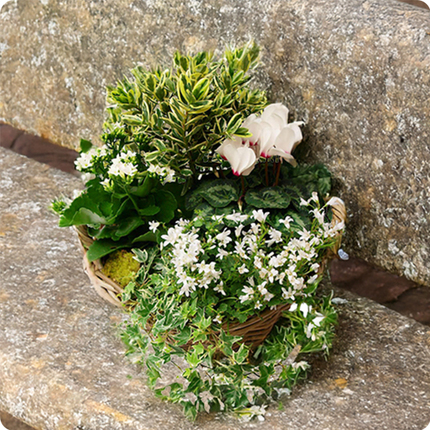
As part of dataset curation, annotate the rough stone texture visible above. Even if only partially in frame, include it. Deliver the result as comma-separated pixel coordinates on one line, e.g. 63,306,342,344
1,147,430,429
0,0,429,287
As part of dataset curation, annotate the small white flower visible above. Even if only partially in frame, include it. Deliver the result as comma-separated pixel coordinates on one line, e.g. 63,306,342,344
300,303,311,318
279,216,293,229
149,221,160,233
300,197,310,206
313,315,325,327
292,361,309,371
252,209,269,223
225,212,249,223
101,178,111,188
235,224,245,237
311,263,320,272
216,248,229,260
215,229,232,247
214,283,226,296
266,228,283,246
307,274,319,284
238,264,249,274
311,192,319,203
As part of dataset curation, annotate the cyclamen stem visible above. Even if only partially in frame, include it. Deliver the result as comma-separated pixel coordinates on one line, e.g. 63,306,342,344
274,159,282,186
265,159,269,186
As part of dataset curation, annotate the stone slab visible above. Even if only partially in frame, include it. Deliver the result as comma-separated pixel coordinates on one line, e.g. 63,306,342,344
0,147,430,429
0,0,429,287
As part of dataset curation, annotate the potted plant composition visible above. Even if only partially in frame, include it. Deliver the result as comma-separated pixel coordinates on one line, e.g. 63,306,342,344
52,42,346,421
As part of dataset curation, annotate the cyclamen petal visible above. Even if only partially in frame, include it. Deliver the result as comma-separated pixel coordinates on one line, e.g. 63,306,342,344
222,144,257,176
215,136,243,160
273,125,303,155
261,103,289,125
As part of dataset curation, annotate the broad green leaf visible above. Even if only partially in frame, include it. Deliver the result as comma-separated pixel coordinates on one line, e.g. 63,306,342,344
198,179,240,208
154,190,177,222
66,207,108,227
111,217,145,240
245,187,291,209
132,231,158,243
138,205,160,216
185,189,203,211
129,175,157,197
79,139,92,153
86,239,129,262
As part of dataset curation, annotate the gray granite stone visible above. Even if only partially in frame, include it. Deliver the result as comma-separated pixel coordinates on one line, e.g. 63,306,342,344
1,0,429,286
0,147,430,429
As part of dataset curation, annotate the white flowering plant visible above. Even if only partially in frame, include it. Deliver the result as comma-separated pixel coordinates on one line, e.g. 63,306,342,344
53,43,346,420
120,197,341,420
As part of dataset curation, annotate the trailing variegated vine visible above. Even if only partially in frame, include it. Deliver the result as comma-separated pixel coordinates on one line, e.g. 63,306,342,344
120,199,341,420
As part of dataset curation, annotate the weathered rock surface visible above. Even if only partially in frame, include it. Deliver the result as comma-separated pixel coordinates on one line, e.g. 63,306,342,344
0,1,429,283
1,147,430,429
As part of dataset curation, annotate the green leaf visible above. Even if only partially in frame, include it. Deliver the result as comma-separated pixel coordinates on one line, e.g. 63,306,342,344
58,184,114,227
185,189,204,211
132,231,158,243
86,239,129,262
90,215,143,240
60,207,108,227
226,112,243,134
189,100,213,114
245,187,291,209
154,190,177,223
80,139,93,153
234,127,252,138
129,175,157,197
122,114,143,125
138,205,160,216
192,77,210,100
197,179,240,208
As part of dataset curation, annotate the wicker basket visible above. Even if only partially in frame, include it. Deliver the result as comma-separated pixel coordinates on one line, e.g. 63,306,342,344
75,199,346,348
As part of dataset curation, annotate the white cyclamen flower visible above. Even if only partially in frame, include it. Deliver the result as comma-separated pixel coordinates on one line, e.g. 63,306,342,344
239,103,304,166
216,137,257,176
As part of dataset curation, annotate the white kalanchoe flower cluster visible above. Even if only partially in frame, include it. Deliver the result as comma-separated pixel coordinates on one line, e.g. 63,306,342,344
147,164,176,184
74,148,99,171
108,150,138,178
216,103,303,176
74,146,109,172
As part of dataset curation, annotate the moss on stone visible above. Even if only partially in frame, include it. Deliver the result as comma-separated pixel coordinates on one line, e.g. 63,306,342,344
102,250,140,287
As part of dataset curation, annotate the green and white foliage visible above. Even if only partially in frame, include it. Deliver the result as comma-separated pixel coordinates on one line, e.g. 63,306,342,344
104,42,266,186
120,199,342,420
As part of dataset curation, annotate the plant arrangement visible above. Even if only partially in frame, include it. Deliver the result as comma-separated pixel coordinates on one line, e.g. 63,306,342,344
52,43,346,421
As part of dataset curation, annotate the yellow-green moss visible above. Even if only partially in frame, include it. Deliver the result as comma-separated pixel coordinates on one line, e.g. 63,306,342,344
102,250,141,287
